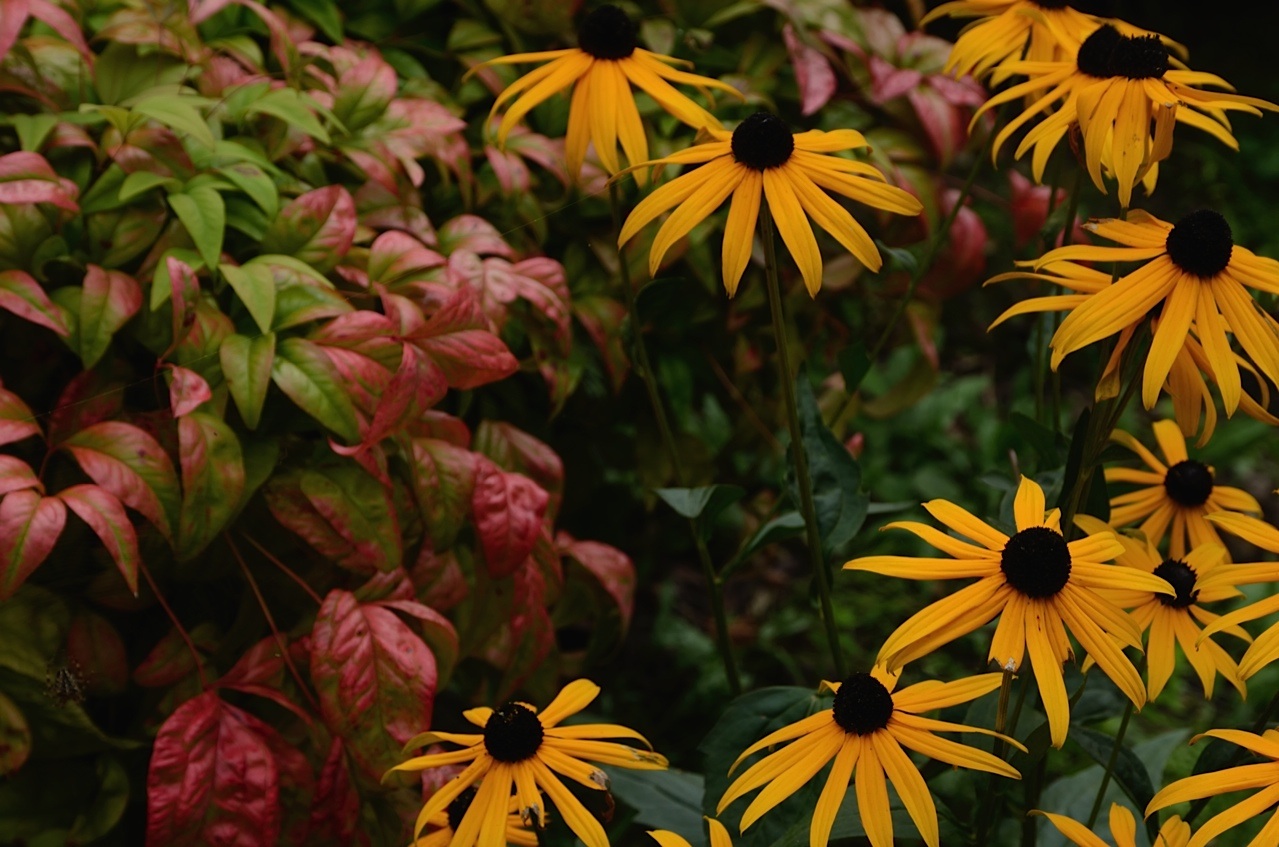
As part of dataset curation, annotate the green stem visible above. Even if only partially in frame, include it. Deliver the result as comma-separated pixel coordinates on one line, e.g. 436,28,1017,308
1086,698,1135,827
609,183,741,694
974,669,1018,844
760,203,846,678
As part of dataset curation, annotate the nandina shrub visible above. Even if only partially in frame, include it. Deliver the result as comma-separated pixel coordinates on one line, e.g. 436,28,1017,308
0,2,632,843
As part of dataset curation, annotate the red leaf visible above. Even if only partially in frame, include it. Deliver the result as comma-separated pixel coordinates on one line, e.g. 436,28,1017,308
167,365,213,417
436,214,513,257
145,692,282,847
135,624,215,687
471,458,548,578
61,421,181,540
0,151,79,210
0,0,31,64
307,739,365,846
475,422,563,522
0,384,40,447
408,546,469,612
0,455,40,496
57,484,140,596
557,533,636,631
79,265,143,369
366,230,445,288
783,24,837,116
363,345,447,446
66,611,130,695
309,590,436,780
0,269,71,336
410,411,471,446
409,437,476,550
164,255,201,350
0,490,65,599
374,598,460,685
412,288,518,389
262,186,356,273
46,371,124,446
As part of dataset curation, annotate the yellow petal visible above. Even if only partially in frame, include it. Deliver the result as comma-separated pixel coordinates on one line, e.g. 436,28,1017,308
763,167,823,296
721,171,762,297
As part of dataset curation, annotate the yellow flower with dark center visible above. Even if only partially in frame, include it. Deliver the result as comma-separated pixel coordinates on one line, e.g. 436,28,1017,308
1105,419,1261,559
1038,802,1190,847
618,111,923,296
975,24,1277,207
922,0,1107,80
1076,515,1251,701
844,475,1172,747
649,818,733,847
387,679,668,847
717,668,1022,847
987,209,1279,415
413,787,538,847
473,4,739,179
1195,514,1279,681
1147,729,1279,847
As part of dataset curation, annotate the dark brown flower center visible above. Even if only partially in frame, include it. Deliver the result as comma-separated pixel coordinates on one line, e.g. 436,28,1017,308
1076,25,1124,77
447,786,478,831
577,4,636,60
483,702,544,762
832,672,895,735
1153,558,1199,608
1163,459,1214,506
1165,210,1233,278
731,112,795,171
1076,25,1168,79
1001,526,1072,598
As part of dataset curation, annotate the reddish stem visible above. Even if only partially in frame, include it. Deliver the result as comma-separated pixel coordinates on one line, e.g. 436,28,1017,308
241,534,323,605
139,561,208,689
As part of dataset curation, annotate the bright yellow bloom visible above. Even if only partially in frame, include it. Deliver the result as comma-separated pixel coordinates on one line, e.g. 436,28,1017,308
975,24,1276,207
1148,729,1279,847
618,112,923,296
649,818,733,847
1038,802,1190,847
1196,514,1279,680
412,790,537,847
1076,515,1251,701
717,668,1021,847
988,210,1279,416
1105,420,1261,559
388,679,667,847
845,475,1172,747
473,4,738,178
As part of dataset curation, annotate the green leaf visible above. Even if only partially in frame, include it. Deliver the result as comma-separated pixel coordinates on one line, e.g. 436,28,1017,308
10,115,58,153
876,240,919,277
656,485,744,522
176,413,246,560
1010,412,1065,468
0,691,29,776
270,337,360,442
837,343,871,394
1069,724,1155,812
723,512,805,577
119,171,179,202
605,768,705,846
246,89,331,143
78,267,141,370
218,163,279,219
287,0,343,41
220,333,275,430
168,187,225,271
792,376,867,554
131,93,216,148
67,756,130,843
219,262,276,333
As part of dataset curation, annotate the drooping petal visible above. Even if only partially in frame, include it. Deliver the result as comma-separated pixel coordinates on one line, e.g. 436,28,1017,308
763,167,823,296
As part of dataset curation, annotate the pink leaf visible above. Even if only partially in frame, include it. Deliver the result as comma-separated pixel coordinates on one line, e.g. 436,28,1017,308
0,151,78,210
471,458,548,578
57,484,140,596
177,413,245,560
907,85,968,166
165,255,201,350
783,24,837,116
557,533,636,631
80,265,143,369
374,598,460,685
333,52,397,131
167,365,213,417
408,546,469,612
0,269,70,336
485,146,531,194
0,489,66,599
29,0,92,63
366,230,445,287
409,438,476,551
46,371,124,446
61,421,181,540
0,0,31,64
363,345,447,447
310,590,436,781
412,288,518,389
262,186,356,273
0,455,40,496
0,385,40,447
436,214,513,258
307,739,365,846
145,692,282,847
474,421,563,522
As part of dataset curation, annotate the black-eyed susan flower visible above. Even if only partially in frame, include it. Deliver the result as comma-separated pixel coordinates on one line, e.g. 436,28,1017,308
844,475,1172,747
474,4,738,179
717,668,1021,847
1105,419,1261,559
1037,802,1190,847
988,209,1279,415
922,0,1105,80
975,24,1276,207
388,679,667,847
649,818,733,847
1076,515,1248,701
1147,729,1279,847
1195,514,1279,681
413,787,538,847
618,112,923,296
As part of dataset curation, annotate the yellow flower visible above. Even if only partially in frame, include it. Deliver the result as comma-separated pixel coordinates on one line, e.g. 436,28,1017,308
975,24,1276,207
473,4,738,179
388,679,668,847
717,669,1021,847
1195,514,1279,681
618,112,922,296
1076,515,1250,701
412,788,538,847
987,210,1279,415
648,818,733,847
844,475,1172,747
1105,420,1261,559
1147,729,1279,847
1037,802,1190,847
